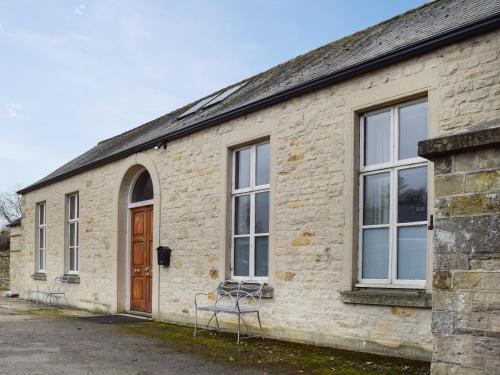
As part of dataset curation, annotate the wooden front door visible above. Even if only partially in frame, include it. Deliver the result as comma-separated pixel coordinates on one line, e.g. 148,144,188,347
130,205,153,313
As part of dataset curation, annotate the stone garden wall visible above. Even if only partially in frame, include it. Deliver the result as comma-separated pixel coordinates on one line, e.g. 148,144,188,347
0,248,9,291
419,121,500,374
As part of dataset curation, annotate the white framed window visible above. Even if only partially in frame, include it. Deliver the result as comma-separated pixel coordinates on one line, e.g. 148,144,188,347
358,98,428,287
67,193,79,274
231,140,270,280
36,202,46,273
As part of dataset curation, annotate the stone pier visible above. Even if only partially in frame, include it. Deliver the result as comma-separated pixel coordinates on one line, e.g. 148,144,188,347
419,120,500,374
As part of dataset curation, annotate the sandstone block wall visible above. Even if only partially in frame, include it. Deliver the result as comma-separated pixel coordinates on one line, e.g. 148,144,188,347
9,29,500,361
0,249,9,290
419,123,500,374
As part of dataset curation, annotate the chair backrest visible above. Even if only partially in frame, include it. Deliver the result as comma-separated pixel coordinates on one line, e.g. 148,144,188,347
212,280,266,310
51,276,69,292
237,281,265,309
214,280,240,308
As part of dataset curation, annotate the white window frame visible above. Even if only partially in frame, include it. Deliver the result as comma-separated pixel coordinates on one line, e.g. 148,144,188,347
231,141,270,281
67,193,79,274
36,202,46,273
357,98,428,288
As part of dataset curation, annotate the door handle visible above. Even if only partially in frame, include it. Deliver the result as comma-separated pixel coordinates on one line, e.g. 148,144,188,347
134,268,140,273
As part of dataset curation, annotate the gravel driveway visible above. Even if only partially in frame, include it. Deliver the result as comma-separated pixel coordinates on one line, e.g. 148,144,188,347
0,299,261,375
0,298,430,374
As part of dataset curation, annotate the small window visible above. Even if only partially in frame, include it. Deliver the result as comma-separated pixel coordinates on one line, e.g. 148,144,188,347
359,99,428,286
232,141,270,279
131,171,153,203
67,193,79,273
36,202,46,273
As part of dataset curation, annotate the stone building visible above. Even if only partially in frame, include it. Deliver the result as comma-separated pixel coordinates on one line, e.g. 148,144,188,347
9,0,500,369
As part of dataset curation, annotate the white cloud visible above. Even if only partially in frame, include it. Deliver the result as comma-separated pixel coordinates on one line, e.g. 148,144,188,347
73,3,86,15
4,102,24,120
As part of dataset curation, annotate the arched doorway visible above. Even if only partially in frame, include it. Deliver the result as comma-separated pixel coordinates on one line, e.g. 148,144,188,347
113,156,161,317
128,169,154,313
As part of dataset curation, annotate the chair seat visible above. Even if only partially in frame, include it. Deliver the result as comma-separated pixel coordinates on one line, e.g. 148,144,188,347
196,305,259,314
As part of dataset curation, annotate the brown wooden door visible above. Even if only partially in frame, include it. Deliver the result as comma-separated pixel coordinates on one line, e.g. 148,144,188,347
130,205,153,313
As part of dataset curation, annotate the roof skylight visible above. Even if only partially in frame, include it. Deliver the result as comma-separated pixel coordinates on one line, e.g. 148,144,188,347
177,82,246,120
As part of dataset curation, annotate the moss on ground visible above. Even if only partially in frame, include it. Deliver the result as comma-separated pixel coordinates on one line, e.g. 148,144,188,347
117,321,430,375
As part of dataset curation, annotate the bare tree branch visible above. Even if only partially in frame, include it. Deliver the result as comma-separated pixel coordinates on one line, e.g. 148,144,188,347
0,192,22,227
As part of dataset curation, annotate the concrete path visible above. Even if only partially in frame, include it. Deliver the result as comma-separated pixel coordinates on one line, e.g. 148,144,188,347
0,298,261,375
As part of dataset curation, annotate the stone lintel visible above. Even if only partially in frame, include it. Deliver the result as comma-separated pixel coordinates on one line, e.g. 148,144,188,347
418,119,500,161
340,288,432,308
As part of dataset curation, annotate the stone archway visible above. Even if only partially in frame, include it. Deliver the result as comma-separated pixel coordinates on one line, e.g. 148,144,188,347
111,153,161,318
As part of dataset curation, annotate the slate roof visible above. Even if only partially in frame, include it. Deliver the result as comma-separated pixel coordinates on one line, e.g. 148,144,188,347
19,0,500,194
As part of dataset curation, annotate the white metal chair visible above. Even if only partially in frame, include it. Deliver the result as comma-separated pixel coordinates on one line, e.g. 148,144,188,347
194,280,265,342
43,276,70,307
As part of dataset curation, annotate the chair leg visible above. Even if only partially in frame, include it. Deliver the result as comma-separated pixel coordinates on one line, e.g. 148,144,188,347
206,312,216,330
194,309,198,337
257,312,264,339
237,314,241,343
214,312,220,332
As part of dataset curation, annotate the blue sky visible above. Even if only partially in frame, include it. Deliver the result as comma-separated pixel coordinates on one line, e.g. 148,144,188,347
0,0,428,193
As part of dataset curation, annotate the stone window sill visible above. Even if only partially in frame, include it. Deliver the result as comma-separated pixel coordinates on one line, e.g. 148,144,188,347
340,288,431,308
64,274,81,283
31,273,47,281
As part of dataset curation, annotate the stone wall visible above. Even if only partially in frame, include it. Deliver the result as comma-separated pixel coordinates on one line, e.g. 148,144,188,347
0,248,9,291
7,225,21,293
9,29,500,361
419,121,500,374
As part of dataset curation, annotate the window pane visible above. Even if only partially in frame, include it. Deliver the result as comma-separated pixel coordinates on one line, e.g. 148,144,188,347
397,226,427,280
39,249,44,270
69,195,76,220
363,173,390,225
234,238,249,276
255,236,269,277
256,142,270,186
39,204,45,225
76,195,79,219
76,223,79,247
362,228,389,279
39,228,44,249
70,223,76,247
131,171,153,203
235,148,251,189
399,101,428,160
255,192,269,234
70,248,76,271
398,167,427,223
234,195,250,235
364,111,391,166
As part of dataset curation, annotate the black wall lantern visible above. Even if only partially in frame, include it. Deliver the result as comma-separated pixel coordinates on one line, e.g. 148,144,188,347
156,246,172,267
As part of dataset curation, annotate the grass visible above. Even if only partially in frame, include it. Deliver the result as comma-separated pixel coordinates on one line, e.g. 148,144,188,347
118,321,430,375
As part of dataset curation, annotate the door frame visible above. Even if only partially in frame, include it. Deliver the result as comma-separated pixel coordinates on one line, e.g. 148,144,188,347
125,169,154,314
112,156,162,319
